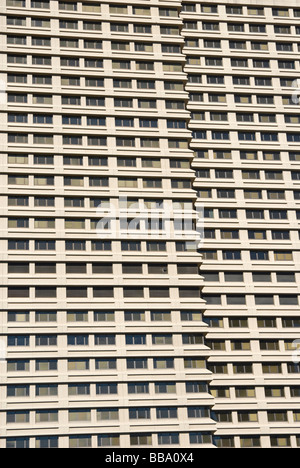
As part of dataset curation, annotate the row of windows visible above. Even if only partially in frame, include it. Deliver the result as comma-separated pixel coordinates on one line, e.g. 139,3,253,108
198,169,300,180
5,286,202,299
6,311,300,326
4,358,300,375
8,92,300,108
7,196,192,210
193,130,300,142
203,271,296,283
214,436,298,449
188,75,299,88
6,310,202,323
7,155,190,169
5,335,300,349
9,132,300,147
7,17,300,37
211,385,300,399
8,115,188,129
189,93,300,106
5,432,212,449
202,294,299,306
7,135,189,149
6,158,300,173
6,17,181,36
207,340,300,352
10,111,300,127
8,207,300,220
7,1,179,18
6,218,196,232
4,382,300,399
7,176,192,190
195,149,300,161
192,112,300,125
7,56,184,73
186,39,300,52
182,4,300,17
208,363,300,375
205,317,300,329
7,37,181,55
7,94,186,109
4,381,208,397
201,189,300,203
4,433,300,449
4,407,210,424
204,294,299,306
9,36,300,55
6,73,300,90
5,262,198,275
187,56,300,70
204,208,300,221
199,188,300,200
188,92,300,106
6,312,300,328
184,22,300,35
7,75,185,90
6,408,300,424
5,333,205,347
202,250,295,263
7,196,300,212
204,229,300,241
4,220,300,238
5,358,206,372
7,1,300,20
7,240,195,253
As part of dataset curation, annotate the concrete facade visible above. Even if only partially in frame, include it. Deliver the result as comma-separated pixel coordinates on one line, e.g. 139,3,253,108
1,0,300,449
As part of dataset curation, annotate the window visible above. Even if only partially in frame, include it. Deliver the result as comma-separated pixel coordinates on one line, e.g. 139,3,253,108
8,263,29,274
271,437,291,448
127,358,147,370
83,21,101,31
36,410,58,423
130,434,152,446
69,437,91,449
60,20,78,29
240,437,261,448
98,436,119,448
277,273,295,283
97,409,119,421
110,5,128,14
96,383,117,395
8,287,29,298
129,408,150,420
7,385,29,398
8,335,29,347
7,411,30,424
274,251,293,261
273,8,289,17
36,360,57,371
125,311,145,322
128,383,149,394
124,288,144,298
36,437,58,449
95,335,116,346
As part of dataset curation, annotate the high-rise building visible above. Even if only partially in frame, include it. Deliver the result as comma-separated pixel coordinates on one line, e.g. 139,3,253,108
0,0,216,449
1,0,300,450
183,0,300,449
